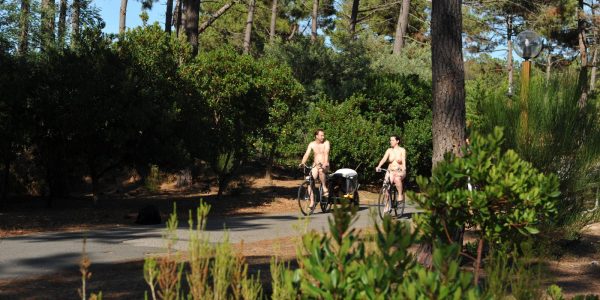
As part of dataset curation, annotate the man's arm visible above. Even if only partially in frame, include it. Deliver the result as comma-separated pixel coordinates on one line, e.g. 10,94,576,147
376,149,390,170
301,142,313,166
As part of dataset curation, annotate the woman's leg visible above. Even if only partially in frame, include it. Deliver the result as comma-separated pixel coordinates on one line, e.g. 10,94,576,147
393,172,404,201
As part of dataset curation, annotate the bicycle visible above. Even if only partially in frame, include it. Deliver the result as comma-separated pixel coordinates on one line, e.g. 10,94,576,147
297,164,331,215
376,168,405,219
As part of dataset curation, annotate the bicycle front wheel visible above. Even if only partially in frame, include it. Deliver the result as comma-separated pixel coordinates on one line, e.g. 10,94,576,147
298,182,314,216
377,187,389,220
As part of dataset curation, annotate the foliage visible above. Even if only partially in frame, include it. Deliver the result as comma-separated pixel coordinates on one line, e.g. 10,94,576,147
397,244,483,300
143,201,263,299
293,201,483,299
179,46,303,192
469,71,600,221
277,97,389,181
264,39,373,102
483,242,543,299
411,127,560,246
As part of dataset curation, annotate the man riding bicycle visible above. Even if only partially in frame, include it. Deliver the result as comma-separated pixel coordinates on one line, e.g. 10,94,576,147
300,129,330,208
376,135,406,213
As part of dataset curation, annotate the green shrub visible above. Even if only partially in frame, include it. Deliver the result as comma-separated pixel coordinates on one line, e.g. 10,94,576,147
469,71,600,222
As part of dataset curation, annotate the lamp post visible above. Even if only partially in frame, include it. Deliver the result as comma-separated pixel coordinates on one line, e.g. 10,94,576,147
513,30,543,143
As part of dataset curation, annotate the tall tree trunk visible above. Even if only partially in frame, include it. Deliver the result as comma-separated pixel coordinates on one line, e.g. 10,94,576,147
57,0,67,47
185,0,201,56
198,1,236,34
311,0,319,42
392,0,410,54
119,0,128,34
419,0,467,267
431,0,466,166
349,0,360,37
591,48,598,91
507,16,514,96
18,0,30,55
269,0,278,43
578,0,589,107
165,0,174,33
591,0,598,92
174,0,183,37
71,0,80,46
243,0,256,54
41,0,55,51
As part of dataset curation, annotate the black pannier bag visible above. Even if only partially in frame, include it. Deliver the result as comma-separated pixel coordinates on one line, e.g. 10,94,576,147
329,168,359,199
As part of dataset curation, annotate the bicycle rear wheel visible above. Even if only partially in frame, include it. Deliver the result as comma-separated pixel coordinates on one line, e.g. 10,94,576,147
298,182,315,216
319,184,331,213
396,193,405,218
390,189,399,218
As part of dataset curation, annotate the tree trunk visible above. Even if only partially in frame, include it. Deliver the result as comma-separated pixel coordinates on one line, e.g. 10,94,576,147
174,0,183,37
1,157,10,210
578,0,589,107
311,0,319,42
217,152,233,199
269,0,278,43
91,173,99,205
57,0,67,47
41,0,55,51
392,0,409,54
198,1,236,34
431,0,466,166
349,0,360,37
71,0,81,46
507,16,514,96
185,0,201,56
591,0,597,92
18,0,30,55
287,23,297,40
419,0,466,267
591,48,597,91
243,0,256,54
165,0,174,33
264,142,277,182
119,0,128,34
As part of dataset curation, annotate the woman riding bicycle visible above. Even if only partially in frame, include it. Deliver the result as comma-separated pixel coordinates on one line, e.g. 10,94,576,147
375,135,406,213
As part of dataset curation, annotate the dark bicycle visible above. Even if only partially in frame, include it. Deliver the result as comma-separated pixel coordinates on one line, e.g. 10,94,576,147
297,164,330,216
376,168,405,219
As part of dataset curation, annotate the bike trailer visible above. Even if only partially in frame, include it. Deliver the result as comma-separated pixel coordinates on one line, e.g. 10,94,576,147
329,168,359,200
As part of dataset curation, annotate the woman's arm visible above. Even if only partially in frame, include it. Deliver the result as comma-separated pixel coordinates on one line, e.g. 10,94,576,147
376,149,390,170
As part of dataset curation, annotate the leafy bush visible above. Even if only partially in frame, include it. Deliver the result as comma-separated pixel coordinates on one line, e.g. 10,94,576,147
410,128,560,282
469,70,600,221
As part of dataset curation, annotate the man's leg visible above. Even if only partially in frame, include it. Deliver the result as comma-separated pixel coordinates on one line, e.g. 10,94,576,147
318,168,328,196
309,167,319,207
